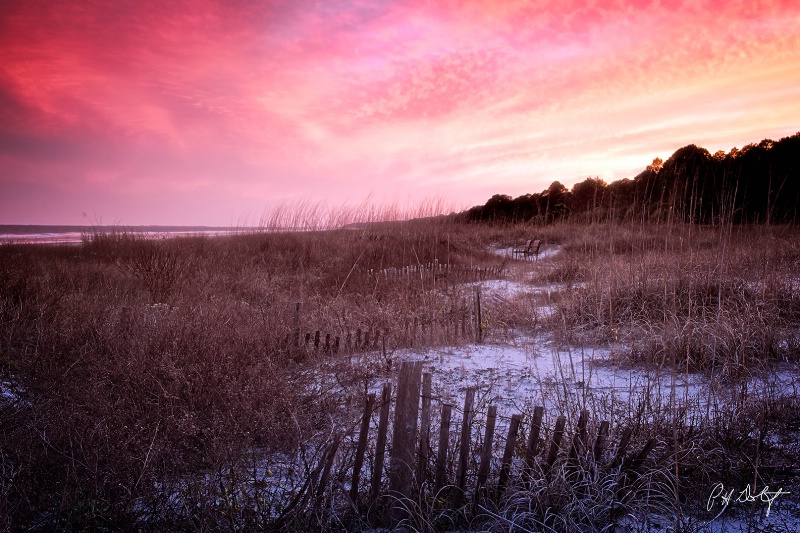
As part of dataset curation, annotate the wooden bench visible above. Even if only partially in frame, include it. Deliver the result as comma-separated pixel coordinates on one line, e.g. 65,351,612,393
512,239,541,259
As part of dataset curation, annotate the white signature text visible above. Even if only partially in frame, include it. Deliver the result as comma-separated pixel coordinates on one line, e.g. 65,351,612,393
707,483,790,517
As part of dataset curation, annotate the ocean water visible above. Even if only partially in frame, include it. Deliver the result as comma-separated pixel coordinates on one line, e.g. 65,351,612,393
0,225,246,245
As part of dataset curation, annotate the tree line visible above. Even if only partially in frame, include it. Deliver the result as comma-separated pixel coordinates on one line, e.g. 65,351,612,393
462,132,800,225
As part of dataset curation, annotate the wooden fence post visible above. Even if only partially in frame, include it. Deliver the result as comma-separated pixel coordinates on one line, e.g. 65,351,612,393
453,387,476,506
474,286,482,343
594,420,610,462
524,406,544,484
569,410,589,462
612,427,633,468
389,362,423,523
567,410,589,482
475,405,497,503
417,373,432,486
314,432,342,513
625,439,657,472
435,404,452,493
545,416,567,475
498,414,521,495
350,393,376,503
371,383,392,500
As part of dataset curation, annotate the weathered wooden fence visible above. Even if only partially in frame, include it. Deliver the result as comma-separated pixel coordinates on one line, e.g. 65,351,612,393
366,260,504,283
119,261,499,354
326,362,658,523
277,288,487,361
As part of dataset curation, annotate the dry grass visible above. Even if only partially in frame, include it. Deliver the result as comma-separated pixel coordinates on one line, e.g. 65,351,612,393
1,217,798,531
534,222,800,376
0,216,506,530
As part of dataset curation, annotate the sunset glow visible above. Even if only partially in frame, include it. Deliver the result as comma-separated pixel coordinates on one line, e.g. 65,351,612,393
2,0,800,225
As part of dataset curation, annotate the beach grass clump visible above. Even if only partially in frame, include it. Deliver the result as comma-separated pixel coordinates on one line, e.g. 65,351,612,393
543,223,800,374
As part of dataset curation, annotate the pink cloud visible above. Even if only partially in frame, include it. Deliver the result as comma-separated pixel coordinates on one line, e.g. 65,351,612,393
1,0,799,224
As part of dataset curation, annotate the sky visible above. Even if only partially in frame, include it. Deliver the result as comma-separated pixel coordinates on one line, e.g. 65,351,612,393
1,0,799,226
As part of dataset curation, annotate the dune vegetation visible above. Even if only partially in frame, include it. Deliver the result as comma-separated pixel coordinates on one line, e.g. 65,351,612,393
2,210,799,531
